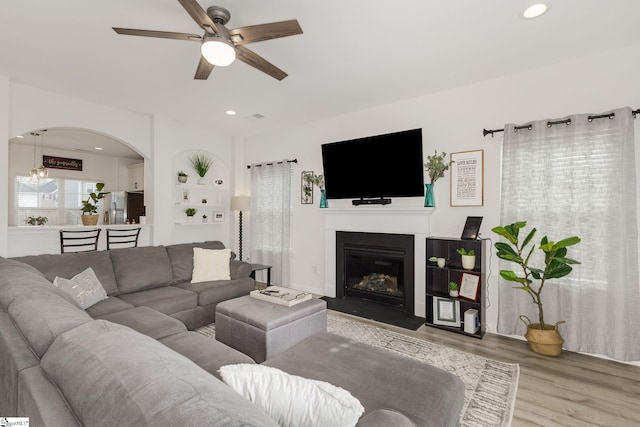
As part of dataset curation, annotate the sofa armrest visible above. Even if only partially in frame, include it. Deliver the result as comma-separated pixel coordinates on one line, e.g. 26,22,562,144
230,260,251,279
356,409,418,427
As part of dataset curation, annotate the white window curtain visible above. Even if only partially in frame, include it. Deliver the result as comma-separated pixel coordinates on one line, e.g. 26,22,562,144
249,161,293,286
497,107,640,361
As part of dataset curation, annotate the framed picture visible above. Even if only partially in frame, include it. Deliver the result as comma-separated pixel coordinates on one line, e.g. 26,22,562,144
450,150,484,207
301,171,314,204
213,212,225,222
181,189,189,203
459,272,480,302
432,297,461,327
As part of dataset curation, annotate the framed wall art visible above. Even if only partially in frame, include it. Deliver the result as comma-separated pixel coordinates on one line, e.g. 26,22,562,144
301,171,314,204
459,272,480,302
450,149,484,207
213,212,225,222
432,297,461,327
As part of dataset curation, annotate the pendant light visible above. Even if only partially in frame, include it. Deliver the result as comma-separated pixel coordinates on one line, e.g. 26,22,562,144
28,129,49,180
38,129,48,179
29,132,40,179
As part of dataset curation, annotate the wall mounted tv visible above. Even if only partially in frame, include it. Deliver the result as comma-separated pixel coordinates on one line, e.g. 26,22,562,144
321,128,424,202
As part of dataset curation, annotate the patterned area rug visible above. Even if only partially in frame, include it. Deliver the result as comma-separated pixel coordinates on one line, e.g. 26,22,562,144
197,312,519,427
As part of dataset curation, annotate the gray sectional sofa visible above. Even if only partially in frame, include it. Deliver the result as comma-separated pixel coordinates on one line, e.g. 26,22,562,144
0,241,465,427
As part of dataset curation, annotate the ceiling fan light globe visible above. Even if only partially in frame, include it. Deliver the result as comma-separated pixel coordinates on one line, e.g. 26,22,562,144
201,38,236,67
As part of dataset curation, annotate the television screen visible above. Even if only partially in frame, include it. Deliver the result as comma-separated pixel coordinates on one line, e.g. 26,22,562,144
321,128,424,200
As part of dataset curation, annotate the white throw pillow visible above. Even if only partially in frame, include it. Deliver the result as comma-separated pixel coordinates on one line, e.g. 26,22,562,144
191,248,231,283
219,364,365,427
52,267,108,309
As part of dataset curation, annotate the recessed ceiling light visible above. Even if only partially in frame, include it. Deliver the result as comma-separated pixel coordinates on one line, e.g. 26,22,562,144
94,147,103,151
522,3,548,19
225,110,237,116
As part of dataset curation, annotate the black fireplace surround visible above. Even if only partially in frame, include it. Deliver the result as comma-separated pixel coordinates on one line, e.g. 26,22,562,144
336,231,415,314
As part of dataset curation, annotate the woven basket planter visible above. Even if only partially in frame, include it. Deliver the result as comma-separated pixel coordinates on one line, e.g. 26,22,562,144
81,214,99,226
520,315,565,357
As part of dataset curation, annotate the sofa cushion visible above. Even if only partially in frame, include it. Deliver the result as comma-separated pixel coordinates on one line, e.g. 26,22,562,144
220,364,365,427
0,262,78,310
41,320,280,427
166,241,226,283
192,248,231,283
109,246,174,294
85,297,134,318
117,286,198,315
98,307,187,340
52,267,108,309
159,331,255,380
176,277,255,307
14,251,119,296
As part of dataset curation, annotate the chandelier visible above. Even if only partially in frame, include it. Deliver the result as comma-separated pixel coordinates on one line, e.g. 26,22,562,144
29,129,48,179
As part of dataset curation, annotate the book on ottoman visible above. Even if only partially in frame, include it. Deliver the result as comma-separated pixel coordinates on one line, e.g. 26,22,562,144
250,286,312,307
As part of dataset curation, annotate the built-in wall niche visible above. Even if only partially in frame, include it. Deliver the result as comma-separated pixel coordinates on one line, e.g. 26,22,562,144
8,128,145,226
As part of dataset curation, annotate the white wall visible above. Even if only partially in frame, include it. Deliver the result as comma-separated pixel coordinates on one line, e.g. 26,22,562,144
239,43,640,332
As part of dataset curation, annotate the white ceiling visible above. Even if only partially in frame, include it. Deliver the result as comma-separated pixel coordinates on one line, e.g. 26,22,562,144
3,0,640,155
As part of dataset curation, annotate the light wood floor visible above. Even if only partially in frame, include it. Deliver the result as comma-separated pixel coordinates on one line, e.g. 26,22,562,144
331,311,640,427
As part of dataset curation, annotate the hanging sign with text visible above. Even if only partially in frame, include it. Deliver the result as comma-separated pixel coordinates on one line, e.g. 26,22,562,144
450,150,484,206
43,155,83,171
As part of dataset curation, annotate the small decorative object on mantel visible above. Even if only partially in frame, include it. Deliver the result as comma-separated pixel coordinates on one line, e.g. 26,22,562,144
189,153,213,185
492,221,580,356
423,150,453,207
456,248,476,270
177,171,188,184
81,182,106,226
185,207,197,223
304,173,327,208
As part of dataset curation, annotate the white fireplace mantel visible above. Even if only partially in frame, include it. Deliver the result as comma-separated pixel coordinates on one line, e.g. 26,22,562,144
324,207,433,317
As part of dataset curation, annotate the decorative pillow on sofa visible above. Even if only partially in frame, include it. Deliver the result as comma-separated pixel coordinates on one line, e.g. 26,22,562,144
53,267,108,309
219,364,365,427
191,248,231,283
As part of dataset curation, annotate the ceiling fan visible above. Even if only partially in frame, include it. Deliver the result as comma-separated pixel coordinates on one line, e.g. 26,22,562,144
113,0,303,81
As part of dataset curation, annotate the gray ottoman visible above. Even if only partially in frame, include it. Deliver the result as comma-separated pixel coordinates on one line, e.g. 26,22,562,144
215,295,327,363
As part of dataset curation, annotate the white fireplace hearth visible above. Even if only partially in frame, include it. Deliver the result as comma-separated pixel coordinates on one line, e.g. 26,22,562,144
324,207,433,317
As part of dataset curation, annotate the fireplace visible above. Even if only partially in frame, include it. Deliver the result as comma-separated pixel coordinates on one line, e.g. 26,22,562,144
336,231,414,314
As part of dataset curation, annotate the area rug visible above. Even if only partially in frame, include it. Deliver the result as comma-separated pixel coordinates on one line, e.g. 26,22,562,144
197,312,519,427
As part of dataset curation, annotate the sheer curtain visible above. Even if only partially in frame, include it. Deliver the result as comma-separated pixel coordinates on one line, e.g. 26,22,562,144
498,107,640,361
249,161,293,286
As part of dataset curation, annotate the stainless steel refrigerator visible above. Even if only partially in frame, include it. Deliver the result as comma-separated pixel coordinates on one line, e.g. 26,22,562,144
103,191,145,224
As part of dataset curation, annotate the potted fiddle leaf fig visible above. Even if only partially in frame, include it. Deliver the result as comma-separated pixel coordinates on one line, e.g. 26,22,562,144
492,221,580,356
81,182,106,226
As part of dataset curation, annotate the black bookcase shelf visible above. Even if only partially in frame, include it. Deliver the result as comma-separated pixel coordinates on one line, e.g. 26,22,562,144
426,237,486,339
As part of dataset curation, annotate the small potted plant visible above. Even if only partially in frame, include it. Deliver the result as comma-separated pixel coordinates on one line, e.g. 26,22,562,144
456,248,475,270
202,214,208,223
189,153,213,185
448,281,459,298
81,182,106,226
423,150,454,207
177,171,188,184
185,207,197,223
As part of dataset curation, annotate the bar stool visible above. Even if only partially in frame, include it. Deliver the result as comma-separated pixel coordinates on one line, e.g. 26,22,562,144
106,227,141,250
59,229,102,253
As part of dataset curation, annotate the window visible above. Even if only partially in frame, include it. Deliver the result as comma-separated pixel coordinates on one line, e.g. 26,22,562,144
15,176,101,226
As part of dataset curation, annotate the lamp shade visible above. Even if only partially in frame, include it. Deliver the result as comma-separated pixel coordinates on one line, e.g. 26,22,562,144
230,196,251,211
201,35,236,67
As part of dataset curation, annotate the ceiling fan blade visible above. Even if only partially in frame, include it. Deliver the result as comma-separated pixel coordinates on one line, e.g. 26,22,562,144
229,20,302,45
235,45,287,81
177,0,219,34
113,27,201,41
194,55,214,80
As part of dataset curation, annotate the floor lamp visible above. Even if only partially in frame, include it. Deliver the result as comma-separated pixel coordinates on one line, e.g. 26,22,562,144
230,196,250,261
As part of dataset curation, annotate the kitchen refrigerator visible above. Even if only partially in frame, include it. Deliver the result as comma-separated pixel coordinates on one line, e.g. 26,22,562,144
103,191,145,224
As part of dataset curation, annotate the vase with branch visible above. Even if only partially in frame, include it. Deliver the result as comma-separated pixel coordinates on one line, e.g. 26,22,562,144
423,150,453,207
304,173,327,208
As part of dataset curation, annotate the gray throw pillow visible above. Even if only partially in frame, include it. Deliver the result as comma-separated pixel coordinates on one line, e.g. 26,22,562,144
53,267,108,309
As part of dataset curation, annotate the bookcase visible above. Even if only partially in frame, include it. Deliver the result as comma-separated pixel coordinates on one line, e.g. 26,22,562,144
425,237,486,339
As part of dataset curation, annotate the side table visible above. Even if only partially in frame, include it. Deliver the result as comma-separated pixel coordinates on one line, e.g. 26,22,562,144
250,263,272,286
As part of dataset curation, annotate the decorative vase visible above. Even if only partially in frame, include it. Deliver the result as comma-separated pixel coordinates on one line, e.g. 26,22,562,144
81,214,99,226
449,290,459,298
178,175,188,184
319,189,328,208
186,216,194,223
198,177,207,185
461,255,476,270
424,183,435,207
520,316,565,357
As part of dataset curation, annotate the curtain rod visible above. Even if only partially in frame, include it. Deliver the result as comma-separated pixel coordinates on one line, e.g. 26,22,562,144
483,108,640,137
246,158,298,169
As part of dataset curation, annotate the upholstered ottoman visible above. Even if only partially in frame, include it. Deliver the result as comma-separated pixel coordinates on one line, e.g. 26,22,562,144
215,295,327,363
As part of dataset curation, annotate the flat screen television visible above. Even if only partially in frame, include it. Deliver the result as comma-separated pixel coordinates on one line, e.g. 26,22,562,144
321,128,424,200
